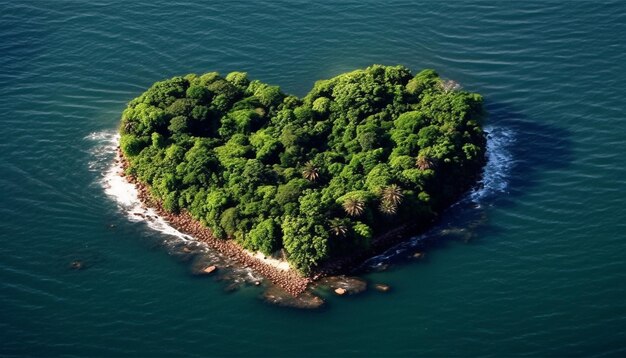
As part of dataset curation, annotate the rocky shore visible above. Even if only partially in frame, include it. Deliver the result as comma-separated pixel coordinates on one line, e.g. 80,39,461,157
117,148,311,296
116,148,434,300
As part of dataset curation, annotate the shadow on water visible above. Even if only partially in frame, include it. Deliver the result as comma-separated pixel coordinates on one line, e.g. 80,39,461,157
360,101,574,272
487,101,574,204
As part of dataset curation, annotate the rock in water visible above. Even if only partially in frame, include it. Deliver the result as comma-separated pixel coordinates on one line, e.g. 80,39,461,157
317,275,368,295
374,283,391,292
334,287,347,295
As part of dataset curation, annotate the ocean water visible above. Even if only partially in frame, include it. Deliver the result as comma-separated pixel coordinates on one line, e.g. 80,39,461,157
2,1,626,356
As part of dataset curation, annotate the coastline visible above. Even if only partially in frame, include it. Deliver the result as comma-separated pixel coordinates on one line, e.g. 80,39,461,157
115,147,474,296
117,148,312,296
116,147,432,296
112,124,503,297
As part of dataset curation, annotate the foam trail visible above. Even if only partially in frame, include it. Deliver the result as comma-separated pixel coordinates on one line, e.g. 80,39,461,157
86,131,198,246
85,131,264,282
468,125,515,202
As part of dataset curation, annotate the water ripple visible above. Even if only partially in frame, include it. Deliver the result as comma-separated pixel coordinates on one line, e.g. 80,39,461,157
2,0,626,356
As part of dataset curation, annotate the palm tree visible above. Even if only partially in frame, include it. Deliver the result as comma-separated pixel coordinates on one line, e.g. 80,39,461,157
379,200,398,215
381,184,403,206
302,161,319,182
378,184,403,216
329,218,348,237
416,155,434,170
343,198,365,217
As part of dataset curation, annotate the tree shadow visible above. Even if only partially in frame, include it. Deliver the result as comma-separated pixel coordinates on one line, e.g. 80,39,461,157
359,100,574,272
485,101,574,205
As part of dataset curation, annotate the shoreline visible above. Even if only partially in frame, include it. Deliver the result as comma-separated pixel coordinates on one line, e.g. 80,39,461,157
117,148,311,296
116,147,429,296
115,146,484,297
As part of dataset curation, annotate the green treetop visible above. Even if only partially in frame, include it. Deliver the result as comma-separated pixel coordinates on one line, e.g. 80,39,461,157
119,65,486,275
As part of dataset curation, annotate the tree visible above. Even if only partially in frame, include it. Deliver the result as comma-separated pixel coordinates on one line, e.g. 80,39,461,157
168,115,189,135
379,200,398,215
120,134,149,157
381,184,403,206
302,161,319,182
328,218,349,237
343,198,365,217
416,154,435,170
276,179,308,206
312,97,331,115
248,218,279,255
119,66,486,275
254,84,283,108
220,207,240,238
282,215,329,275
186,85,210,101
225,71,250,90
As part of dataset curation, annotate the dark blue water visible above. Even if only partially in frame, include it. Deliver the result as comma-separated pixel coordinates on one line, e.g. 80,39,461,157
2,1,626,356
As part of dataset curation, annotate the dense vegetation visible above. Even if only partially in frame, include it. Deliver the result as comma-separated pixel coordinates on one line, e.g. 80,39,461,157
119,65,486,274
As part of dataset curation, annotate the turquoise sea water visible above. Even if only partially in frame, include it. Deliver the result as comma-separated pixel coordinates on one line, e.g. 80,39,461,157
2,1,626,356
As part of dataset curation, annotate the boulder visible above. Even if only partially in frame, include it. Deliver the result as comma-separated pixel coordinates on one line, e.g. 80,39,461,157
317,275,368,295
374,283,391,292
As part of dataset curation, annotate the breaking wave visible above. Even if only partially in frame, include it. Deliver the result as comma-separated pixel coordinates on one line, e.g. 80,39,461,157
85,130,264,284
86,130,197,244
468,125,516,203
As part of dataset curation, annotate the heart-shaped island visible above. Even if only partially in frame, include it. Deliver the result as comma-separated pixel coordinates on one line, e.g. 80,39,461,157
118,65,486,295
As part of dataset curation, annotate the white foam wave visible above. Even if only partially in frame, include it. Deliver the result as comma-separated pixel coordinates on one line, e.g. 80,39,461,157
85,131,198,245
85,130,120,172
468,125,515,202
86,131,264,282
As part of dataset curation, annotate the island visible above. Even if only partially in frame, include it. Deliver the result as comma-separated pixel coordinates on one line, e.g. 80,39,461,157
118,64,486,296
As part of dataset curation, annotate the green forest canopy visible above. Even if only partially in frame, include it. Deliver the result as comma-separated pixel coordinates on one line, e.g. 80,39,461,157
119,65,486,274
